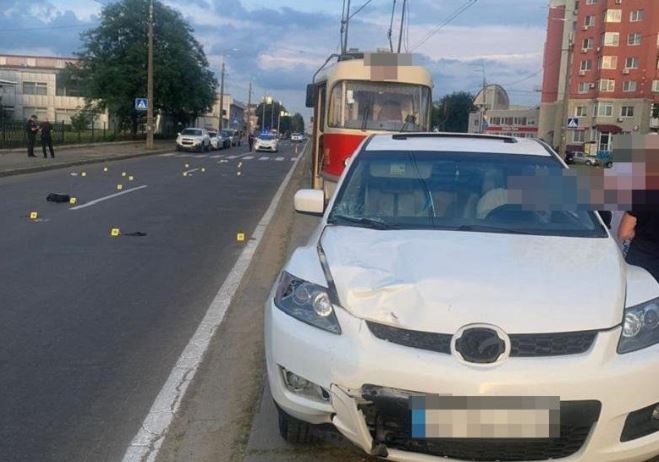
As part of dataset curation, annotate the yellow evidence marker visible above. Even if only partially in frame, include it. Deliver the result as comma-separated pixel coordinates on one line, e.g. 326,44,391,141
103,167,108,172
69,197,77,205
128,176,134,181
117,184,123,190
185,164,190,168
237,171,242,176
121,172,127,177
201,168,206,173
236,233,245,242
29,211,38,220
183,172,188,177
110,228,120,237
81,172,87,177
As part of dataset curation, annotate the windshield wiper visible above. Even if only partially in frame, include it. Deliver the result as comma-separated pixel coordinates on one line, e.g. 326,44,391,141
456,224,534,235
329,215,396,230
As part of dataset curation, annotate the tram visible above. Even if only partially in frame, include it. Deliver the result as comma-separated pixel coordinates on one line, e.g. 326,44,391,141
306,51,433,196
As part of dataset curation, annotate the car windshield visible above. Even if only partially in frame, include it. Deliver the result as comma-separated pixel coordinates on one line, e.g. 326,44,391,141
328,150,607,237
329,81,431,132
258,134,274,140
208,132,217,137
181,129,202,136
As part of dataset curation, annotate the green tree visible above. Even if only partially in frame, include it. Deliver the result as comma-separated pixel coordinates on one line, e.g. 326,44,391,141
69,0,217,134
290,113,305,133
255,101,288,132
432,91,476,133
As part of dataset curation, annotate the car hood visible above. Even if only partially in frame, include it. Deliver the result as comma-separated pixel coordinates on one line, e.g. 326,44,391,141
320,226,625,334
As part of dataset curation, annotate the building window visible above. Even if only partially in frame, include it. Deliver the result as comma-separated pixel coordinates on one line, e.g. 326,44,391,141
596,103,613,117
603,32,620,47
584,15,595,27
582,37,593,50
600,55,618,70
513,117,527,126
578,82,591,93
652,80,659,92
502,117,513,126
22,106,47,120
604,9,622,22
599,79,615,92
585,0,597,4
580,59,592,71
22,81,48,96
628,33,642,46
623,80,637,92
575,106,588,117
630,10,644,22
621,106,635,117
573,131,585,143
489,117,500,125
625,57,640,69
55,108,78,124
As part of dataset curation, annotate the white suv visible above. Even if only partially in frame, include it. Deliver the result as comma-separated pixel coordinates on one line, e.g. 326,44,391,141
176,127,211,152
265,133,659,462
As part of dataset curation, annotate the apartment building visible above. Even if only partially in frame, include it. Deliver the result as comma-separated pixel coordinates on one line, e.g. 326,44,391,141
0,54,108,125
539,0,659,155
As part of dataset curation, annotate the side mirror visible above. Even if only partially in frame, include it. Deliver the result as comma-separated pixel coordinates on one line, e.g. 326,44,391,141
294,189,325,215
305,84,315,108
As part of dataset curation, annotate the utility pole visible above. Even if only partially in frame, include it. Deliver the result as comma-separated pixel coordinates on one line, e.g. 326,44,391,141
270,99,275,132
480,62,486,134
261,94,267,131
247,79,252,134
146,0,154,149
218,59,225,132
397,0,406,53
558,36,574,156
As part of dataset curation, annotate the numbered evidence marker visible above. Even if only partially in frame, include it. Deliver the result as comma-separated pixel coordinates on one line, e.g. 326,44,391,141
29,211,38,220
110,228,120,237
69,197,77,205
117,184,123,190
236,232,245,242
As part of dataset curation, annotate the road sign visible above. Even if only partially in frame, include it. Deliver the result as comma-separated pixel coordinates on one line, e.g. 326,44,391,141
567,117,579,129
135,98,148,111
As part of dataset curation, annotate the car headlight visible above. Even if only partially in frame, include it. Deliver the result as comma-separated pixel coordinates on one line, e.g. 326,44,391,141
274,271,341,334
618,297,659,354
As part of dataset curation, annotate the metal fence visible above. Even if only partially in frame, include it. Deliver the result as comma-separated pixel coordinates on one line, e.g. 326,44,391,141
0,120,176,149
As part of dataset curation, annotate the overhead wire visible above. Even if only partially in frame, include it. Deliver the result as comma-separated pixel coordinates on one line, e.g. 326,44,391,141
410,0,477,51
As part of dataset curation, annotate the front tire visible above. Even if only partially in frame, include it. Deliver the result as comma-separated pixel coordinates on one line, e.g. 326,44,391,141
277,406,317,444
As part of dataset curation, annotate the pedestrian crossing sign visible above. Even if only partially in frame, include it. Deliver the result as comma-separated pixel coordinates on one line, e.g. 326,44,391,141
567,117,579,129
135,98,148,111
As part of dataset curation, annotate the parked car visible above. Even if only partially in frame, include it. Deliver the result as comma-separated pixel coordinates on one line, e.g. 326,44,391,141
291,132,304,142
207,130,223,150
565,151,599,166
254,133,279,153
266,133,659,462
175,128,211,152
222,129,241,147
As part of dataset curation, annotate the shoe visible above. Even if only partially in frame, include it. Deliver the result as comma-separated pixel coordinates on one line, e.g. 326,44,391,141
28,155,37,158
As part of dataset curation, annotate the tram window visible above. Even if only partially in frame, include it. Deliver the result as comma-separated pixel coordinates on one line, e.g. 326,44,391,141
328,80,430,132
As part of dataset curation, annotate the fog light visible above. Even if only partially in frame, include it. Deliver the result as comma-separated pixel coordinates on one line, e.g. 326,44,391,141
285,371,310,392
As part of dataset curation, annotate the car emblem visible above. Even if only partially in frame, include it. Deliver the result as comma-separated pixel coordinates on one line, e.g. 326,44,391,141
454,326,508,364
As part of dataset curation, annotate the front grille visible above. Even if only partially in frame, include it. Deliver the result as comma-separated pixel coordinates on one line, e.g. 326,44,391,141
360,387,601,462
366,321,597,358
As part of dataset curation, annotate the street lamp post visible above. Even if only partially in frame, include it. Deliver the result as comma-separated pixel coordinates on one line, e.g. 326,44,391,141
217,48,239,132
146,0,154,149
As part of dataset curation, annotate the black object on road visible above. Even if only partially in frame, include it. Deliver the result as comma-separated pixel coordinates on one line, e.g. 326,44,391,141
46,193,71,203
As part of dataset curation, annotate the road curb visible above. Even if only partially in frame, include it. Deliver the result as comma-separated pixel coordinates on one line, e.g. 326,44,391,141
0,148,173,177
0,140,148,155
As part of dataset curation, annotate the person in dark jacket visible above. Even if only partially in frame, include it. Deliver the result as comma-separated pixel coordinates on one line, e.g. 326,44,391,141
26,115,39,158
248,133,255,152
40,117,55,158
618,210,659,281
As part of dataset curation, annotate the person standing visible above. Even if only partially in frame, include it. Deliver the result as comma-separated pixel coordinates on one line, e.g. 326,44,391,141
40,117,55,158
25,115,39,158
248,132,255,152
618,210,659,281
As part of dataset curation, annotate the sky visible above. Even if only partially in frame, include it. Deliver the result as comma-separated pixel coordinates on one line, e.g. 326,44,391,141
0,0,550,118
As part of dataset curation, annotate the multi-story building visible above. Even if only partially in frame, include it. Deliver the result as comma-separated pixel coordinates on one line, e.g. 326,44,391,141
195,93,246,132
0,54,108,125
539,0,659,155
468,84,540,138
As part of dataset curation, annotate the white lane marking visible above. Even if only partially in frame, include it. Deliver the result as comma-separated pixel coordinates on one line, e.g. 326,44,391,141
275,156,284,161
121,145,304,462
259,156,270,161
290,157,298,161
226,155,239,159
183,168,199,176
160,153,176,157
210,154,223,159
242,156,254,160
69,185,148,210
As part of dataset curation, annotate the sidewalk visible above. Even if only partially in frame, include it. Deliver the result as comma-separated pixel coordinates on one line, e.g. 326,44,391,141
0,140,174,177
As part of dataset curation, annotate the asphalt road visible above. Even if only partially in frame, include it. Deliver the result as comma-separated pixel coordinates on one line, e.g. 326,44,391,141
0,141,301,462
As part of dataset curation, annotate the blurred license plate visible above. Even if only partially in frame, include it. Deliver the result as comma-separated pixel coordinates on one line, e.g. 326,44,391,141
410,396,560,439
